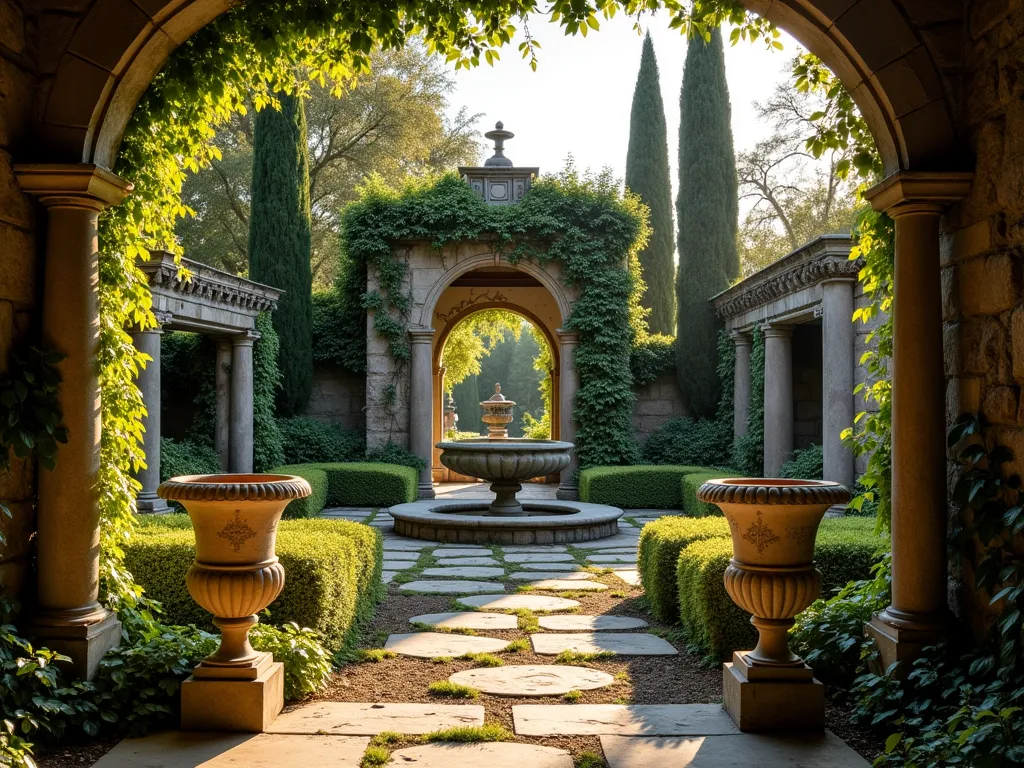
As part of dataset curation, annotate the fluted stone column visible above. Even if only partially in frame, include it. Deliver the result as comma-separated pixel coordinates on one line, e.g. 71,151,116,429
409,327,436,499
821,279,856,486
863,171,973,671
762,323,794,477
732,331,752,439
229,331,256,473
556,329,580,500
132,313,170,513
15,164,132,679
215,339,232,471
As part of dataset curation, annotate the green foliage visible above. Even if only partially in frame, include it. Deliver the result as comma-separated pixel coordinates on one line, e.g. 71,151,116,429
126,515,382,654
250,622,333,699
779,444,823,480
310,290,351,366
730,325,765,477
0,346,67,473
675,27,739,418
359,649,397,663
440,310,523,393
554,650,616,664
252,313,287,471
579,465,721,509
364,443,427,471
461,652,503,666
420,724,512,743
676,517,880,661
679,471,726,517
338,168,648,469
427,681,479,698
626,32,675,336
575,752,607,768
642,417,733,467
159,438,220,481
249,92,314,416
277,417,365,465
563,689,583,703
629,333,675,387
274,462,417,511
637,516,730,623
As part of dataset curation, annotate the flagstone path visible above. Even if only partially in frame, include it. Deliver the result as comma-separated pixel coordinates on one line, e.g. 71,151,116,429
90,484,875,768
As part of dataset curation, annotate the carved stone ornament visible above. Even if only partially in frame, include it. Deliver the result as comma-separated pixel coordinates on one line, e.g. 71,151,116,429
139,251,281,314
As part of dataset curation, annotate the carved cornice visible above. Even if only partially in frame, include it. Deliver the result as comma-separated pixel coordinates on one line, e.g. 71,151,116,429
712,235,860,321
140,251,281,314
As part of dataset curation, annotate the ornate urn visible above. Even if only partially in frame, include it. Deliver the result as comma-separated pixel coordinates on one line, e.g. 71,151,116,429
480,383,515,439
157,473,311,732
696,478,850,732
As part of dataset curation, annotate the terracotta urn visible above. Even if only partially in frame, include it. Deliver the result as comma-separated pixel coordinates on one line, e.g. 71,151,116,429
695,478,850,731
157,474,311,675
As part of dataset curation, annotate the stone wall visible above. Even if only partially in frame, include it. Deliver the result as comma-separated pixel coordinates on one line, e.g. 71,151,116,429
0,0,38,609
305,365,366,430
943,0,1024,634
631,372,688,446
792,324,823,450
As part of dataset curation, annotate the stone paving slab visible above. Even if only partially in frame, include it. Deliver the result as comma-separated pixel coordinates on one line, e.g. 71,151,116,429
92,732,369,767
384,632,510,658
504,553,574,563
435,557,500,566
409,612,518,630
502,545,569,553
384,542,434,552
386,742,572,767
421,567,505,578
449,664,614,697
508,571,595,580
525,579,608,591
517,562,582,572
382,571,397,584
269,702,484,735
433,547,490,555
537,615,649,631
577,535,643,550
512,704,739,736
400,580,505,595
457,594,580,612
599,733,869,767
613,570,641,586
531,632,678,656
587,554,638,564
382,560,417,571
624,509,683,518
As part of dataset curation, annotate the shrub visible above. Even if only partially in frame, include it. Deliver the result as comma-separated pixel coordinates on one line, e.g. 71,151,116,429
273,462,417,513
642,416,733,467
630,334,675,387
680,471,728,517
274,465,328,519
580,465,722,509
277,417,365,465
126,515,382,654
159,438,220,481
779,444,824,480
365,442,427,471
637,516,730,623
675,516,882,661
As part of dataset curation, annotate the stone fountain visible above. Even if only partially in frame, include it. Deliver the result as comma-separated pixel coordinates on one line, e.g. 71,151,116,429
389,383,624,544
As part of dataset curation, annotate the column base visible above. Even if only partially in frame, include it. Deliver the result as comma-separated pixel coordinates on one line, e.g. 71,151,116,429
723,653,824,732
181,658,284,732
136,493,170,514
866,610,946,676
27,608,122,680
418,483,436,500
555,484,578,501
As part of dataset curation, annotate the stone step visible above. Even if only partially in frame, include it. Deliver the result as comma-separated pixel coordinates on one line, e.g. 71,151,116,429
421,567,505,579
537,615,648,631
504,553,575,563
435,557,500,566
524,579,608,591
386,743,572,767
516,562,582,572
507,571,594,581
501,545,569,553
612,570,641,586
587,555,637,564
512,704,738,736
268,702,484,735
457,594,580,612
448,664,614,697
382,560,417,571
384,632,510,659
382,571,398,584
408,612,518,630
530,632,678,656
598,733,870,767
399,580,506,595
433,547,491,556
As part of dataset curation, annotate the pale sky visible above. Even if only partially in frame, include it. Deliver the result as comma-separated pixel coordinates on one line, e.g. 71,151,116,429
445,13,803,207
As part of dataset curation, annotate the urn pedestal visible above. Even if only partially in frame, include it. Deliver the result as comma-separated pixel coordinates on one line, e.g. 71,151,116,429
696,478,850,732
157,473,311,732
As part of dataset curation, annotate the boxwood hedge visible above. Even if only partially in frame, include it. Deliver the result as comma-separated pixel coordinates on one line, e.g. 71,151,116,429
273,462,418,517
579,465,726,509
126,515,383,654
680,471,727,518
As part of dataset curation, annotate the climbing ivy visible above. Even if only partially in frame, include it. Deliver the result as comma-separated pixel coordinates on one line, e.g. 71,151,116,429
338,168,649,469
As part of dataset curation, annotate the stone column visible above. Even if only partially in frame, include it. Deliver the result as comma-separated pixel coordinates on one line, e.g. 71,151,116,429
821,279,856,486
229,331,257,473
409,327,436,499
215,339,232,471
732,331,752,440
762,323,794,477
556,329,580,500
131,312,170,513
15,164,132,679
863,171,972,670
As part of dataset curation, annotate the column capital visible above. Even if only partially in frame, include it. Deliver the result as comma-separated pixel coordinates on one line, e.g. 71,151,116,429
15,163,133,211
556,328,580,345
232,329,260,346
864,171,973,218
730,329,752,347
761,322,793,338
408,326,435,344
820,276,858,287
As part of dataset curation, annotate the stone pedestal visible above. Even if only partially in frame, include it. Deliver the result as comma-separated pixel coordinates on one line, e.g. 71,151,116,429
556,329,580,500
762,324,793,477
821,279,856,487
14,163,132,679
181,657,284,732
132,320,169,513
723,653,825,732
229,332,256,473
409,327,436,499
732,331,752,439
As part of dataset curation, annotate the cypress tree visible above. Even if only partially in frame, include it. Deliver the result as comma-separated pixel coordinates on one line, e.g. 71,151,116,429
626,31,676,336
249,92,314,416
675,28,739,417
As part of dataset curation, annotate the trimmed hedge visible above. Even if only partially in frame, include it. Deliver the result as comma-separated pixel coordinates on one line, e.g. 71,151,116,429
680,471,726,518
675,516,881,661
580,465,724,509
637,516,730,622
273,462,418,517
126,515,383,653
277,417,364,465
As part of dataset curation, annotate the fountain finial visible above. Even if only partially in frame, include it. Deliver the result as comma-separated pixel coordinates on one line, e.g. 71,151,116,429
484,122,515,168
480,382,516,438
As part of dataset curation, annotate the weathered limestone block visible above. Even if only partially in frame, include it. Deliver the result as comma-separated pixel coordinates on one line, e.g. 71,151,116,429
0,223,36,306
982,384,1019,424
0,52,32,149
1011,308,1024,382
961,316,1010,379
959,254,1019,316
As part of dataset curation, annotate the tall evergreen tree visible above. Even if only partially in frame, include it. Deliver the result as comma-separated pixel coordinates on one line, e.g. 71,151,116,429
626,31,675,336
675,28,739,417
249,92,314,416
